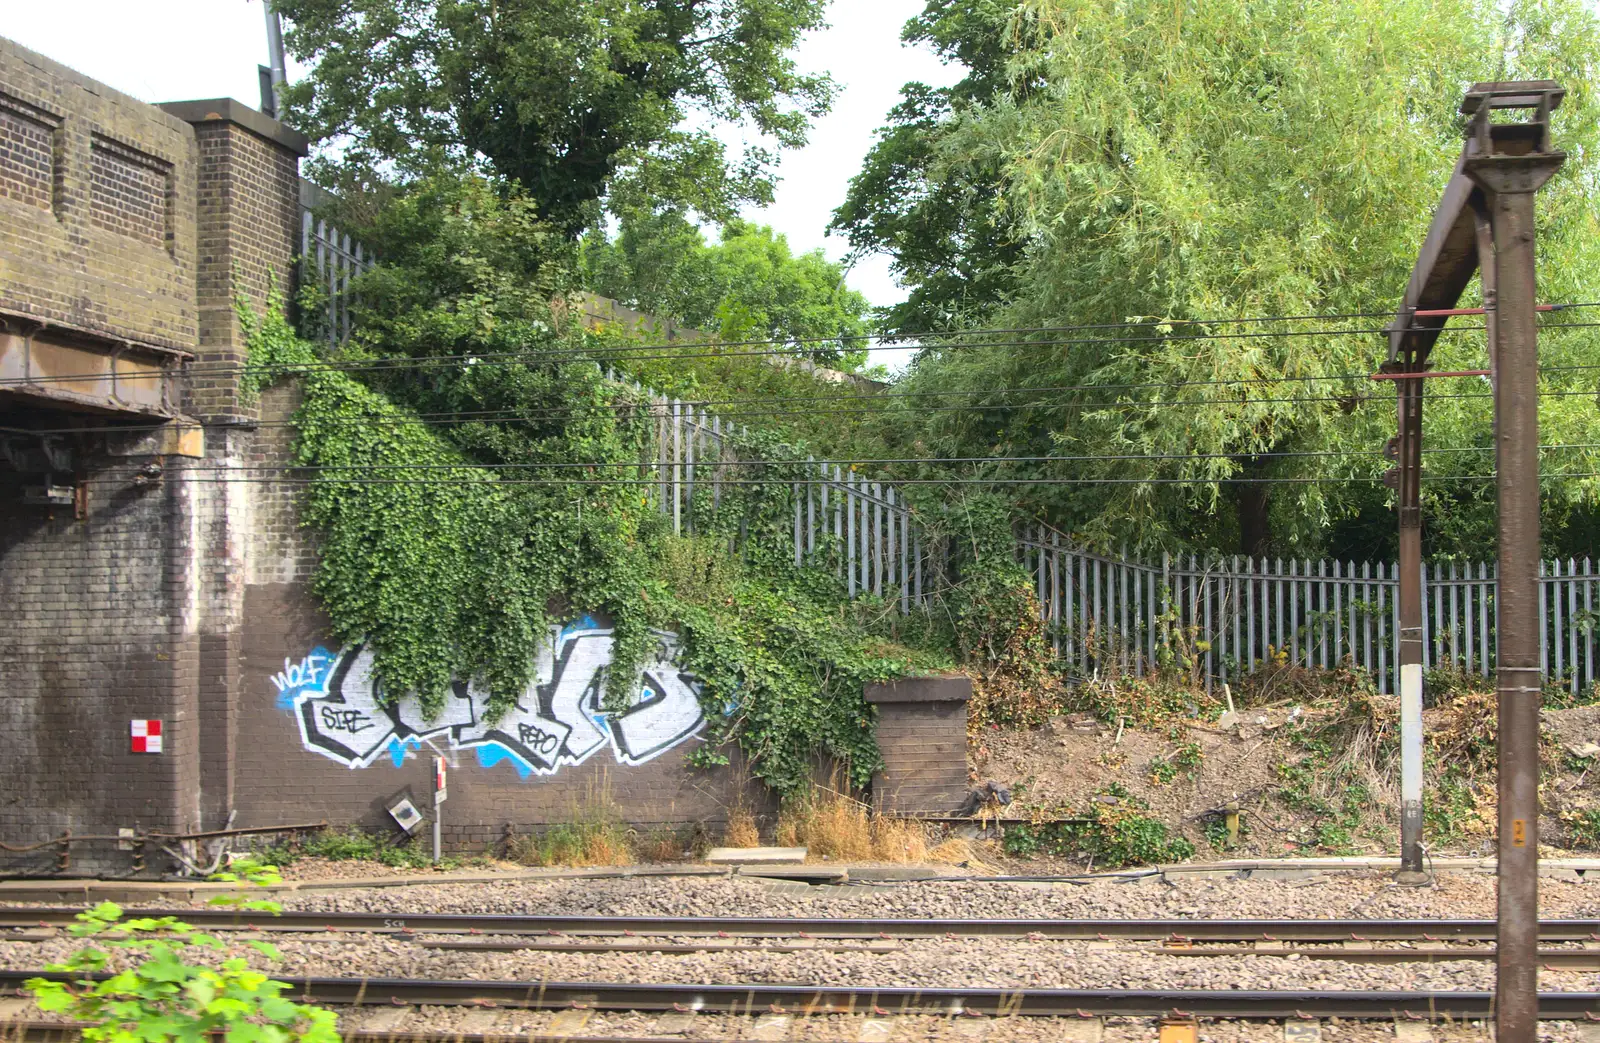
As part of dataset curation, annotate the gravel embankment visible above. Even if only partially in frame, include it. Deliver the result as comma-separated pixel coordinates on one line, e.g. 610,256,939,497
237,870,1600,921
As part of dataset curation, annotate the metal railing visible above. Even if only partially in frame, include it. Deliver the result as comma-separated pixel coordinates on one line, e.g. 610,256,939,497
1017,525,1599,694
300,211,374,346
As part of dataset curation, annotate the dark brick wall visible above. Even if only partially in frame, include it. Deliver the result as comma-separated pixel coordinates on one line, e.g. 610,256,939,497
232,583,752,853
867,677,971,815
0,454,203,872
0,37,306,873
0,98,55,211
88,134,171,250
186,116,302,424
0,36,195,351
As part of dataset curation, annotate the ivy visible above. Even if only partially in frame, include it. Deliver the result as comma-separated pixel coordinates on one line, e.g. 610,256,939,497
239,291,956,794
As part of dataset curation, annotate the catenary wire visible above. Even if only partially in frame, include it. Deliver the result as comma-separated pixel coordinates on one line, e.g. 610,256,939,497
66,471,1600,489
8,315,1600,393
138,442,1600,476
0,322,1515,389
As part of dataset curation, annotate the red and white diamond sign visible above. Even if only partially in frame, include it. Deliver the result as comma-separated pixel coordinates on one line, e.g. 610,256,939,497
130,719,163,754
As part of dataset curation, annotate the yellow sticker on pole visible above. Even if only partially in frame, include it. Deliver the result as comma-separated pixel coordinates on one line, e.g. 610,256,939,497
1512,819,1528,847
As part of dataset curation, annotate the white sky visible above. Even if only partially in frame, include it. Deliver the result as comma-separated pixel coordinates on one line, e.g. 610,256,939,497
0,0,960,317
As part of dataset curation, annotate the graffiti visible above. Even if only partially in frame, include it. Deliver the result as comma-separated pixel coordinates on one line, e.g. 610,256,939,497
274,615,706,778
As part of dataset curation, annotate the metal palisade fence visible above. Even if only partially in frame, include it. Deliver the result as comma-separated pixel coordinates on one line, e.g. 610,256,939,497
301,210,375,346
1016,525,1600,696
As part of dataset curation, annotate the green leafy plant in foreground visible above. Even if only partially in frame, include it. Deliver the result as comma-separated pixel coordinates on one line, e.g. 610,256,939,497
25,859,338,1042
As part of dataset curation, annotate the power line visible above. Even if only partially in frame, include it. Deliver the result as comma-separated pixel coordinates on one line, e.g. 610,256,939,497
140,441,1600,476
10,314,1600,394
0,321,1519,390
74,469,1600,489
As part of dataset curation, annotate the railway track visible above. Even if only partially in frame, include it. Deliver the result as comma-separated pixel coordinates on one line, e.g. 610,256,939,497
8,907,1600,943
4,969,1600,1019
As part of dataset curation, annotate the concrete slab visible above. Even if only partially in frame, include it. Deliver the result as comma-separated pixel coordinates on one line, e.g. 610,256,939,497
1393,1020,1432,1043
1060,1018,1104,1043
356,1007,413,1032
706,847,807,864
1285,1019,1322,1043
741,865,849,884
753,1014,793,1041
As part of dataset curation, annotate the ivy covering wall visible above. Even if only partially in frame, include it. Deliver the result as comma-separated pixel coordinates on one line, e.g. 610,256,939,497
237,289,1005,796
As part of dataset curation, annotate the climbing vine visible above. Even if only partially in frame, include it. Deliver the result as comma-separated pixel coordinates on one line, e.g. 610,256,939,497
237,286,966,795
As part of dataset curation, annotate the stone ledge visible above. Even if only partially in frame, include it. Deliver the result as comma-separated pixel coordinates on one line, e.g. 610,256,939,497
865,674,971,704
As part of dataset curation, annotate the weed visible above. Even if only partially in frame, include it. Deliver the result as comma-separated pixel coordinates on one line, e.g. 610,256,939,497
510,818,632,867
723,805,761,848
1562,807,1600,849
774,786,929,862
1002,786,1194,867
1148,742,1203,785
635,826,686,862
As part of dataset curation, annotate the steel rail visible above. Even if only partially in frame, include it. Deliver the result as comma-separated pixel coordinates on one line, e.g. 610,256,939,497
7,909,1600,942
3,971,1598,1019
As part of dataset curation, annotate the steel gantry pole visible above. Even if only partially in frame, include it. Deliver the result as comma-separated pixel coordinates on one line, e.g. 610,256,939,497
1459,81,1566,1043
1385,84,1565,1040
1393,356,1425,877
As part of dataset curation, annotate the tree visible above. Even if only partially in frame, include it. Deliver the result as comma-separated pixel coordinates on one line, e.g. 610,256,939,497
583,215,874,366
856,0,1600,557
830,0,1025,335
275,0,835,237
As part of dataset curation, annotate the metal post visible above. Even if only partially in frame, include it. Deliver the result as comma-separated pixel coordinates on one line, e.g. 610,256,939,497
1460,80,1566,1043
1395,363,1426,877
264,4,288,92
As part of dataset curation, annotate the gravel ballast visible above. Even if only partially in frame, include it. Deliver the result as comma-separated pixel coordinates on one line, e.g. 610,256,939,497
3,931,1598,994
231,870,1600,921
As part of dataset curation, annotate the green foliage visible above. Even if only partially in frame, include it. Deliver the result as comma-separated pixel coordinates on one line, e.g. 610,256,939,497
831,0,1025,335
1148,742,1203,786
25,865,337,1042
260,828,454,870
275,0,834,237
242,293,950,796
841,0,1600,559
583,215,875,367
1002,787,1195,867
1563,807,1600,850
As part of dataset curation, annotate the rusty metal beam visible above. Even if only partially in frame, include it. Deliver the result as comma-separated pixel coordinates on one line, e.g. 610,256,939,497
1386,149,1485,366
0,329,177,416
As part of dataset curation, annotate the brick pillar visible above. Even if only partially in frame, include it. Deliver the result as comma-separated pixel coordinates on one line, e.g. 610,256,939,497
158,99,307,830
866,675,971,815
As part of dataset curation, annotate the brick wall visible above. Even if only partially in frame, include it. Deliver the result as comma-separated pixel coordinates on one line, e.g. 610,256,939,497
867,676,971,815
0,454,202,872
160,100,307,424
0,37,195,350
0,38,307,873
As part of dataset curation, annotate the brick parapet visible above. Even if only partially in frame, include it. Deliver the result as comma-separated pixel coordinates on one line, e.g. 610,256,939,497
0,36,196,351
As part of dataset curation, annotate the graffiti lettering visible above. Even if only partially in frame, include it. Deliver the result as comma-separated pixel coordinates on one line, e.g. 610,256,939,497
516,722,563,756
319,706,375,735
281,614,706,778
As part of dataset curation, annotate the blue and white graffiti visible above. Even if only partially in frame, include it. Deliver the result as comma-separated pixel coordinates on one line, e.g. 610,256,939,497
270,616,706,778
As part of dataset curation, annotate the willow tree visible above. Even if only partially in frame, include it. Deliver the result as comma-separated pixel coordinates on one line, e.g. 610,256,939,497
852,0,1600,557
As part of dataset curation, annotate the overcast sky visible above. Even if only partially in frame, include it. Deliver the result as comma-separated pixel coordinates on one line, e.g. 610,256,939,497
0,0,959,315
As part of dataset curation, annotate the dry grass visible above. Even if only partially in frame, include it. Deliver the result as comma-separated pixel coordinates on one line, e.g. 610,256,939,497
635,826,685,863
508,818,632,867
507,780,635,867
776,786,931,863
722,805,760,848
927,837,998,871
